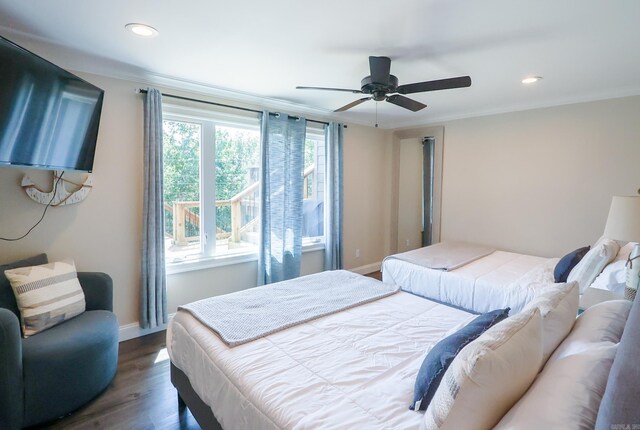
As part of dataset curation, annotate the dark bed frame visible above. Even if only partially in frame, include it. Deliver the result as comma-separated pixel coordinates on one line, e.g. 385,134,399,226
171,363,222,430
171,294,640,430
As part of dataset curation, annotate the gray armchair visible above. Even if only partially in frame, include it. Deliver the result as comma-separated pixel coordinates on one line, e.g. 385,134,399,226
0,254,119,429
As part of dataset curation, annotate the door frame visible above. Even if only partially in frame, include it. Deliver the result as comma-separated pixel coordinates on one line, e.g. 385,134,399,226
390,126,444,254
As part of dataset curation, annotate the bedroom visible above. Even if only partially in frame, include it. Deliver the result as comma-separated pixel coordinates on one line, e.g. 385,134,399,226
0,0,639,429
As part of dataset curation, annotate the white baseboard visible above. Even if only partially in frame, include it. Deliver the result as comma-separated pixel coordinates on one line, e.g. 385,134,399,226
118,313,175,342
349,261,382,276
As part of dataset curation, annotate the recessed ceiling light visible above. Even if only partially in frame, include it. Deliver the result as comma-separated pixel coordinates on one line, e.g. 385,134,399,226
125,23,159,38
522,76,542,84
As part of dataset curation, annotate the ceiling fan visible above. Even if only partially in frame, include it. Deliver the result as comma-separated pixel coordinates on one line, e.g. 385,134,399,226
297,56,471,113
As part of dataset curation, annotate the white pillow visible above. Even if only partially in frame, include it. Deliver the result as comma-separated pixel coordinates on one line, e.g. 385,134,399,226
567,238,620,293
547,299,631,363
4,259,86,337
590,242,634,291
494,343,617,430
522,281,579,363
422,308,543,430
616,242,635,259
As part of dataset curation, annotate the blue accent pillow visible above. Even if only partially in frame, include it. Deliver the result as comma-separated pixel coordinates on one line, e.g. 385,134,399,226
554,246,590,283
410,307,510,411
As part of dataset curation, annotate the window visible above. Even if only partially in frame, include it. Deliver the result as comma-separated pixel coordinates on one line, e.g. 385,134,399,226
213,125,261,254
163,106,325,264
302,130,325,241
163,119,201,262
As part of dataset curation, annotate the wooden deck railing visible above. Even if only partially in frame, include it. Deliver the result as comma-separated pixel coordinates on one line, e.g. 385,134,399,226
166,165,315,246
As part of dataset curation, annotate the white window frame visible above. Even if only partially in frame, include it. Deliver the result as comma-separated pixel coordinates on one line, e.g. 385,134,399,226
302,127,326,245
163,104,326,274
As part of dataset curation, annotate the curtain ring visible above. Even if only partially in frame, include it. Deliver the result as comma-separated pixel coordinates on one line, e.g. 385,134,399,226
274,112,280,118
295,116,301,121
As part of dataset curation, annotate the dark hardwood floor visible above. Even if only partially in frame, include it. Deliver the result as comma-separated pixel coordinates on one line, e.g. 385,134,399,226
367,270,382,281
34,330,199,430
36,271,383,430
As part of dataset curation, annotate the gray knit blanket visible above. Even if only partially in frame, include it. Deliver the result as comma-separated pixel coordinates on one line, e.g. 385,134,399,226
383,241,496,271
178,270,400,347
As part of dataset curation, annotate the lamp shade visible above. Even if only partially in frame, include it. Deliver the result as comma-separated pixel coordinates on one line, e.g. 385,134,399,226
603,196,640,242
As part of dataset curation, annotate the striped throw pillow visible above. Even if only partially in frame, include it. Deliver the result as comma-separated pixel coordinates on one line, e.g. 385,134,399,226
4,259,85,337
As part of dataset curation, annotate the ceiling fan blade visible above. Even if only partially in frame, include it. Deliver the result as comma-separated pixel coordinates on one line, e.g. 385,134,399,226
369,56,391,84
386,95,427,112
396,76,472,95
334,97,372,112
296,86,363,94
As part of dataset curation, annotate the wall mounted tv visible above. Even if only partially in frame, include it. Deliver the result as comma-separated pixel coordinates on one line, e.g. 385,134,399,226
0,35,104,172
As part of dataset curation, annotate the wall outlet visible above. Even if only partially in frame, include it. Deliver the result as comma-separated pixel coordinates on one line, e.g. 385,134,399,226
405,239,410,247
355,249,360,258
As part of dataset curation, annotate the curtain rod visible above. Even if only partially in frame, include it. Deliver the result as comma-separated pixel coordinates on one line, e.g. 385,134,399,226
136,89,346,128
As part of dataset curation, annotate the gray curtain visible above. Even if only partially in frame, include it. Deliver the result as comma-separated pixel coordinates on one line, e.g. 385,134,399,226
258,112,307,285
141,88,167,329
324,122,344,270
422,137,435,247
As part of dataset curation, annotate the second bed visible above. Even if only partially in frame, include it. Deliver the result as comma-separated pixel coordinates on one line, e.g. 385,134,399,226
382,243,558,314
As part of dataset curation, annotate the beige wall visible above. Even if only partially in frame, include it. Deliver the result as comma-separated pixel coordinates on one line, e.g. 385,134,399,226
0,67,393,333
342,124,393,270
438,96,640,257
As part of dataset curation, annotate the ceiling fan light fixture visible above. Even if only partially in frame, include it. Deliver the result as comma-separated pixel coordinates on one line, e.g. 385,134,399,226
522,76,542,84
125,23,159,37
296,56,471,113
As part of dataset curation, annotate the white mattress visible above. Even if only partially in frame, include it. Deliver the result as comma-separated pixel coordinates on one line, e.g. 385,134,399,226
167,291,475,430
382,250,559,314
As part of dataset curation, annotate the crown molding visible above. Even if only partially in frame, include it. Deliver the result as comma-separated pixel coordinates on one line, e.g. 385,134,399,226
391,88,640,129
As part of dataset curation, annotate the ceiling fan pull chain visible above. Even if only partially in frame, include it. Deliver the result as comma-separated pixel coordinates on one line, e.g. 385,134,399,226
375,101,379,128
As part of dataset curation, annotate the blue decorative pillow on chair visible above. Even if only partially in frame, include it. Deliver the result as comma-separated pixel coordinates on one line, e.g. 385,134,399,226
554,246,590,283
410,307,510,411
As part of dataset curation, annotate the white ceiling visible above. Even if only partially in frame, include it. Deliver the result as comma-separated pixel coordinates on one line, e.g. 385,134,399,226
0,0,639,128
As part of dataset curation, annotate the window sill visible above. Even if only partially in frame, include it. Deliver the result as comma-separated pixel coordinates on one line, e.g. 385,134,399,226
166,242,325,275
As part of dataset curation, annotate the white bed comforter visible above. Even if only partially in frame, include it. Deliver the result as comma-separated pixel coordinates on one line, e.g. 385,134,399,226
382,251,559,314
167,291,475,430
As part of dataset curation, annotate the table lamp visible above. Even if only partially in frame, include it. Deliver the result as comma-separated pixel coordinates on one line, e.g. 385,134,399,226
603,196,640,301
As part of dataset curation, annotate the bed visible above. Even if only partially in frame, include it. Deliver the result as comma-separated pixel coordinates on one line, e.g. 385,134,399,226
168,271,475,430
167,269,639,430
382,240,632,314
382,242,558,314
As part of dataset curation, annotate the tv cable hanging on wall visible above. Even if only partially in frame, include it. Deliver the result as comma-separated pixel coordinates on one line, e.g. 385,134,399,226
0,172,65,241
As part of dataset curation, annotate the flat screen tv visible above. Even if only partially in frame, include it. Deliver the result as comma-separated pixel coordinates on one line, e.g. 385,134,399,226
0,35,104,172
